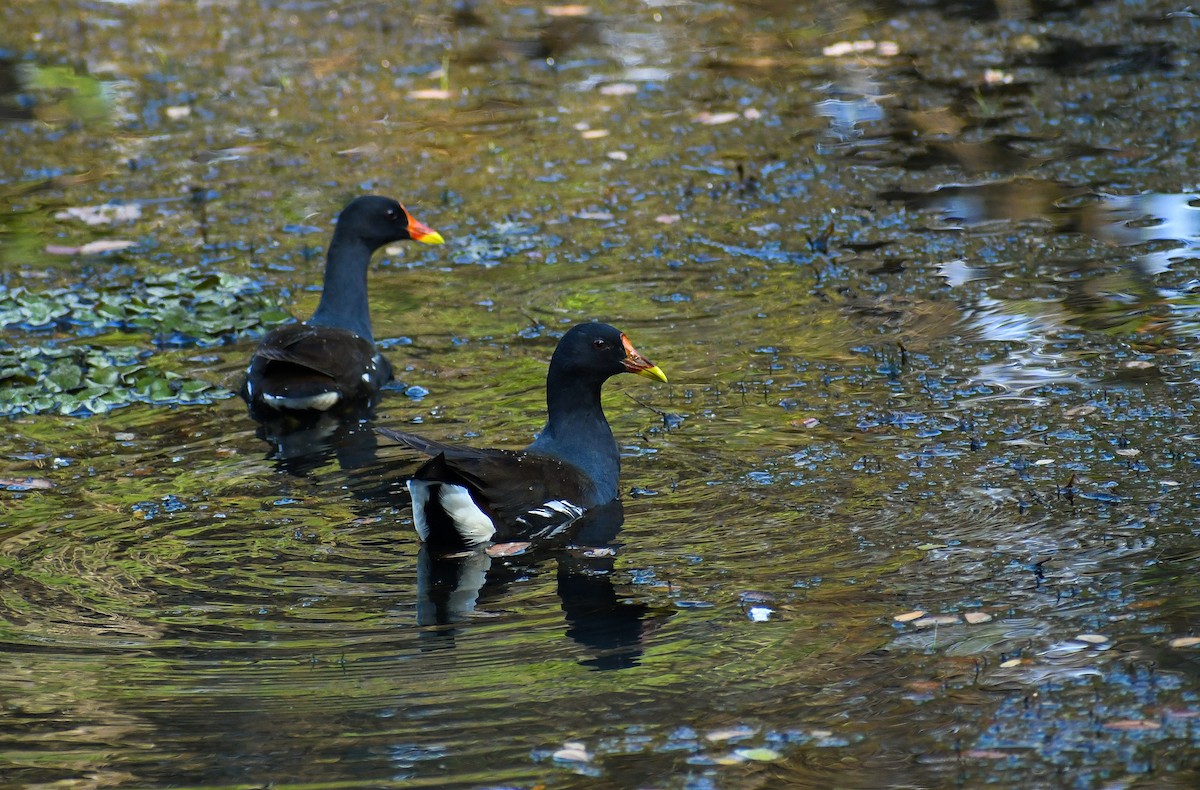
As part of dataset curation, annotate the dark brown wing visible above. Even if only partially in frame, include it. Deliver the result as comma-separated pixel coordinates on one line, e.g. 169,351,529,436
242,323,392,412
252,324,375,380
378,426,603,539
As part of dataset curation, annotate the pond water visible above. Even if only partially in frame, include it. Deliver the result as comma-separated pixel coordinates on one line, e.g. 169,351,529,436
3,0,1200,787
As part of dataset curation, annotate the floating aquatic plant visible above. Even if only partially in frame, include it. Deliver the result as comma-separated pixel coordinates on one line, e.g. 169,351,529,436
0,267,291,346
0,267,292,416
0,343,230,417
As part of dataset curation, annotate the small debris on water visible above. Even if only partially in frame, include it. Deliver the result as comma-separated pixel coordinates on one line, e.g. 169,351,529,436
705,726,756,742
408,88,453,100
1170,636,1200,648
894,610,926,623
913,615,960,627
964,612,992,624
552,742,591,762
1103,719,1161,731
693,111,739,125
599,82,637,96
486,542,530,557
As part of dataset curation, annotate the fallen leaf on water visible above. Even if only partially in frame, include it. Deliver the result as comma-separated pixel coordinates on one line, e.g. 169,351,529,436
552,742,591,762
734,747,781,762
964,612,992,624
914,615,960,627
706,726,757,742
916,542,947,551
599,83,637,96
1075,633,1108,644
1103,719,1160,731
575,211,614,221
906,680,941,693
1170,636,1200,648
408,88,453,100
486,542,530,557
165,105,191,120
894,610,926,623
336,143,381,158
1115,448,1141,457
78,240,137,255
606,151,628,161
693,111,740,126
545,4,590,16
999,658,1023,668
655,214,681,224
581,129,610,139
0,477,55,489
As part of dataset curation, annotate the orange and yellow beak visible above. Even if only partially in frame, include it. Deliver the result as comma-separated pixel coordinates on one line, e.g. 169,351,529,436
407,212,445,245
620,334,668,383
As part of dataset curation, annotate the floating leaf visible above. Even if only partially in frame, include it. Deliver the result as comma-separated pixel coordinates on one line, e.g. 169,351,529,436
78,240,138,255
1103,720,1160,731
551,742,591,763
0,477,55,490
734,748,781,762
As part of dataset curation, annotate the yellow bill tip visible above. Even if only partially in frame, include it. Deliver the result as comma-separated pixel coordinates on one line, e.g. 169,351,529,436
636,364,668,384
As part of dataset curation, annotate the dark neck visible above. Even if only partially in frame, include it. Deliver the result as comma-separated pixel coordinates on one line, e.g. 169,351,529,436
528,373,620,500
308,233,374,341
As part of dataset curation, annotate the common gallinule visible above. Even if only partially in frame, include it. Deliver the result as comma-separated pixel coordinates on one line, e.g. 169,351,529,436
377,322,667,551
240,195,444,417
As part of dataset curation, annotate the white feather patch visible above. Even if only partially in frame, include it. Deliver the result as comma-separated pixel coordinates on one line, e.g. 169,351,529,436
261,391,340,411
407,479,432,541
408,480,496,545
440,485,496,544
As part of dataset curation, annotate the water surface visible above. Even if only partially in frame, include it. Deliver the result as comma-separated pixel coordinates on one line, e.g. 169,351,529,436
3,0,1200,787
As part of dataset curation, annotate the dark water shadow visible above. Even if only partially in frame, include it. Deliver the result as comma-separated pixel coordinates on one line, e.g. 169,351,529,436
248,399,385,477
412,500,657,670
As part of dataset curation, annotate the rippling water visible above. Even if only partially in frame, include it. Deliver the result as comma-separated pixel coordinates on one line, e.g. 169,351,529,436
4,0,1200,787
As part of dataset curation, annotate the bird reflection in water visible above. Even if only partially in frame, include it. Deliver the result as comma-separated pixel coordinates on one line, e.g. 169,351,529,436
251,400,386,476
414,500,656,670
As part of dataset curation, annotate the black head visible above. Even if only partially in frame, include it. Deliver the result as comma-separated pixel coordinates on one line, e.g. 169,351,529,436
335,196,444,250
549,322,668,384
